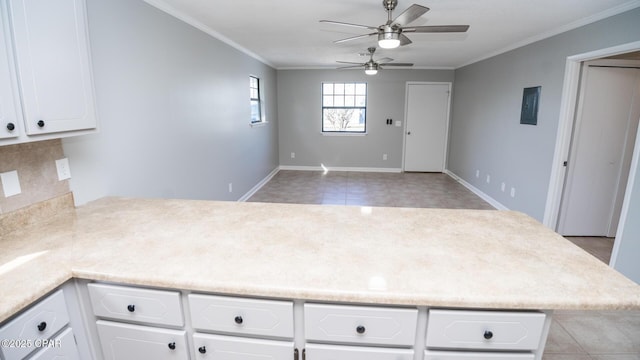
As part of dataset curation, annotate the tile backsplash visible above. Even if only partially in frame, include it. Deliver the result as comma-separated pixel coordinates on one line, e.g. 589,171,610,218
0,139,70,214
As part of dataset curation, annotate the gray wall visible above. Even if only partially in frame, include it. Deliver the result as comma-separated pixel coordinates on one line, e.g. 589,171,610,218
63,0,279,204
448,8,640,221
277,69,454,170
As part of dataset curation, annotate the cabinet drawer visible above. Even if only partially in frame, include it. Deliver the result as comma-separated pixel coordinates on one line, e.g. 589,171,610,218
0,289,70,360
189,294,294,338
192,333,293,359
96,320,189,360
304,303,418,346
30,328,80,360
426,310,546,351
305,343,414,360
425,350,535,360
88,283,183,327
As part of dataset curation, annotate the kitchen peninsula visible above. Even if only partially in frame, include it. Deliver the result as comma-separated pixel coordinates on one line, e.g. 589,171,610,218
1,194,640,360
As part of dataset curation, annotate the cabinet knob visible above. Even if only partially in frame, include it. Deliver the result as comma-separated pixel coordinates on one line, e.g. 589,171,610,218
198,346,206,354
234,316,243,324
356,325,366,334
37,120,45,128
127,304,135,312
168,342,176,350
6,122,15,131
484,330,493,340
37,321,47,332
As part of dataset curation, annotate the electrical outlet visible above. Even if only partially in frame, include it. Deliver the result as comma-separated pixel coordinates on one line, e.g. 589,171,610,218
383,154,388,160
395,121,401,127
55,158,71,181
0,170,21,197
228,183,233,193
511,187,516,197
291,152,295,159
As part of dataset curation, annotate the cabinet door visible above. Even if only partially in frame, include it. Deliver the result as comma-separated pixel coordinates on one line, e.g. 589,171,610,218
192,333,293,360
305,343,414,360
0,290,70,360
9,0,96,135
96,320,189,360
30,328,80,360
0,0,21,140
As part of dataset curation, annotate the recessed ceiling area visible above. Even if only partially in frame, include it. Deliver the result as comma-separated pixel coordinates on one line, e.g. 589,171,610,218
144,0,640,69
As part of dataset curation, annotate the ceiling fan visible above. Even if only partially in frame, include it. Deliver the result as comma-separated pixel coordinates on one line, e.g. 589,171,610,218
337,47,412,75
320,0,469,49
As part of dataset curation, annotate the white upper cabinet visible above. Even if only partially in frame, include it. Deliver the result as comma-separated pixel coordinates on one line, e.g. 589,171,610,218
3,0,97,142
0,0,22,140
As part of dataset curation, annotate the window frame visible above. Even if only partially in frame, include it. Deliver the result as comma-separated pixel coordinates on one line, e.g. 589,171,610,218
321,82,367,134
250,75,266,125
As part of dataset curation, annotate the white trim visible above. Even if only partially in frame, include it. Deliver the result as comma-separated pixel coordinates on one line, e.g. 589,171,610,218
543,41,640,229
457,0,640,68
278,165,402,173
402,82,452,172
142,0,274,68
444,170,509,211
237,167,280,202
610,115,640,267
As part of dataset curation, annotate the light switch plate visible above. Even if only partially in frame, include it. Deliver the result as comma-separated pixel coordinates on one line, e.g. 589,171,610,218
1,170,22,197
56,158,71,180
395,121,402,127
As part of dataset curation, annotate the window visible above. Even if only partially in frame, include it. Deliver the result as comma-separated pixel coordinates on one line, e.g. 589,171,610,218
322,82,367,133
250,76,264,124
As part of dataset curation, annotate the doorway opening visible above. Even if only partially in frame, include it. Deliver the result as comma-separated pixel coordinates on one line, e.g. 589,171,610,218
544,41,640,268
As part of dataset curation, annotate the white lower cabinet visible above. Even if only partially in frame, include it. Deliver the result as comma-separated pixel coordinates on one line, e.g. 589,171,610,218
29,328,80,360
424,350,535,360
192,333,293,359
305,343,414,360
0,289,78,360
96,320,189,360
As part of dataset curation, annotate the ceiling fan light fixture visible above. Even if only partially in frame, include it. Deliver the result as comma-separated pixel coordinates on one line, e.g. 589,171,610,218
378,26,400,49
365,63,378,75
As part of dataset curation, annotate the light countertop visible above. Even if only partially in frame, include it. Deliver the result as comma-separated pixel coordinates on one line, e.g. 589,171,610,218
2,195,640,323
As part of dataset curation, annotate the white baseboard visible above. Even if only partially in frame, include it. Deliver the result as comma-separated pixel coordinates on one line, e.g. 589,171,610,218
238,167,280,202
279,165,402,173
444,169,509,210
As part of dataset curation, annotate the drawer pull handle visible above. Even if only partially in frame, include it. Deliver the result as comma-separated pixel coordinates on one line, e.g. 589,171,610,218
37,322,47,332
37,120,45,128
127,304,135,312
484,330,493,340
198,346,206,354
356,325,366,334
168,342,176,350
6,122,15,131
235,316,243,324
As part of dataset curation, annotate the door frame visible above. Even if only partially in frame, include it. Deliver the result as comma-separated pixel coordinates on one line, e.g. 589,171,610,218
543,40,640,265
401,81,452,172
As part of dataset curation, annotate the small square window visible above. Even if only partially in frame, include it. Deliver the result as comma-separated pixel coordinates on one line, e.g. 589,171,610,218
321,82,367,133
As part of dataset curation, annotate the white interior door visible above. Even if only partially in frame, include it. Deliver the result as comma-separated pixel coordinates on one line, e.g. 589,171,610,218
558,61,640,236
403,83,451,172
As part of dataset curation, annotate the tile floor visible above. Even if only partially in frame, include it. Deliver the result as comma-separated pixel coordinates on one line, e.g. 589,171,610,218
248,170,640,359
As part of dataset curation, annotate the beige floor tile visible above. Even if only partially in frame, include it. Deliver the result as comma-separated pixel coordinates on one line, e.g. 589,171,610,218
545,319,587,354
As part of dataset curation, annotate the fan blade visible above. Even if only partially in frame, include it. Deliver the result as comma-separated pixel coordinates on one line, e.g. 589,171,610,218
337,65,364,69
399,34,412,46
336,61,365,65
376,57,394,63
320,20,379,30
403,25,470,33
380,63,414,66
334,33,377,44
392,4,429,26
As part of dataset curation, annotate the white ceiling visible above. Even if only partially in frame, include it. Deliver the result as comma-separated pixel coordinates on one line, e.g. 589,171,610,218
144,0,640,69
